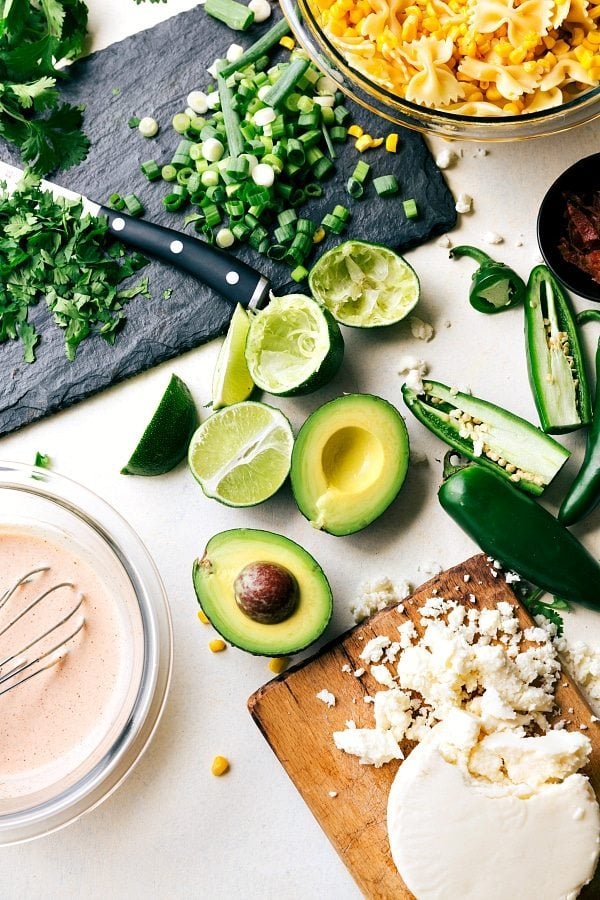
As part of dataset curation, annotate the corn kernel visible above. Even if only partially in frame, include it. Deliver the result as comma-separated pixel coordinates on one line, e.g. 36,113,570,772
211,756,230,776
369,137,384,147
354,134,373,151
523,60,538,73
590,4,600,17
423,15,440,30
503,101,521,114
509,47,527,64
209,639,227,653
268,657,290,674
385,132,399,152
198,609,210,625
347,123,364,137
553,40,569,55
588,30,600,42
485,86,502,101
313,226,326,243
543,35,556,49
279,35,296,50
572,27,585,45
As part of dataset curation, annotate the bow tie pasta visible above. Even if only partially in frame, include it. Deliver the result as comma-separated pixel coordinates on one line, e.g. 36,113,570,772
311,0,600,114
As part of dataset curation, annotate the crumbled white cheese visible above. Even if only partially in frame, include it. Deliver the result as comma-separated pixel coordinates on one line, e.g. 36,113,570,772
360,635,391,664
505,571,521,584
409,316,434,342
398,356,428,395
435,147,458,169
437,235,452,249
371,664,396,688
455,193,473,214
333,727,403,766
341,664,351,673
374,688,413,741
350,576,410,624
354,668,365,678
483,230,504,245
397,620,417,649
328,790,338,798
559,639,600,709
316,689,336,708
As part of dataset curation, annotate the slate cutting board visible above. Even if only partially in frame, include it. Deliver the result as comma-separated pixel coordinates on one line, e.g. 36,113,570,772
249,554,600,899
0,6,456,437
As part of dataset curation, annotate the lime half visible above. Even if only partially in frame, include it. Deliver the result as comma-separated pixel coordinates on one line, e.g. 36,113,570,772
309,240,420,328
188,401,294,507
122,374,199,476
212,304,255,409
245,293,344,396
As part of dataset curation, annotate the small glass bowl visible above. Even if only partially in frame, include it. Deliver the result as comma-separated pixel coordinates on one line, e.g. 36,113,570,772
0,462,172,845
280,1,600,141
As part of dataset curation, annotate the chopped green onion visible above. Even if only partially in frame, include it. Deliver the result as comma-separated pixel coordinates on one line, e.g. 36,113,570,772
232,222,251,241
109,193,125,211
262,58,310,108
140,160,161,182
312,157,334,179
304,183,323,198
274,224,295,244
403,198,419,219
332,204,350,222
161,164,177,182
216,227,235,248
249,225,268,249
334,105,350,125
124,194,144,217
172,113,191,134
321,125,336,160
205,0,255,30
204,203,222,228
220,22,291,80
267,244,287,260
330,125,347,142
296,217,316,236
346,177,364,199
217,70,245,159
277,208,297,226
177,167,194,185
352,160,370,182
373,174,400,197
290,264,309,282
138,116,159,138
201,169,220,187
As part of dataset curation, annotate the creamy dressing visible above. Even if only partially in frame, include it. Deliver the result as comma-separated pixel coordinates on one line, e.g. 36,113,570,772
0,525,143,807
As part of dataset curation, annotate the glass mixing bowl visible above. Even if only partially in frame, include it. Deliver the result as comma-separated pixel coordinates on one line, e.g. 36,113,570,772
0,462,172,845
280,1,600,141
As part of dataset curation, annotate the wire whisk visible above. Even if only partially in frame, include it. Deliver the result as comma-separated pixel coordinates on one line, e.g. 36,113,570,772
0,566,85,697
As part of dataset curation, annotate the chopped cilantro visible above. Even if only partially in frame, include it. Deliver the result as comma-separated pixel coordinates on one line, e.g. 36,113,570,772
34,452,51,469
0,178,150,363
111,87,122,97
522,587,570,636
128,116,141,129
0,1,90,175
163,288,173,300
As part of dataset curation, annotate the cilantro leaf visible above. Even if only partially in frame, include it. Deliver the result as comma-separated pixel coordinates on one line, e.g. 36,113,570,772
20,103,90,174
34,451,51,468
522,588,569,636
17,318,38,362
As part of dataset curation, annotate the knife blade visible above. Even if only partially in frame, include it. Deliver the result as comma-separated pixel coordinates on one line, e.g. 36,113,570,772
0,160,271,310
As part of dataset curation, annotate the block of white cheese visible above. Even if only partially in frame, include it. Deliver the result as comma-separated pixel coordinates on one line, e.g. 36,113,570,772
387,732,600,900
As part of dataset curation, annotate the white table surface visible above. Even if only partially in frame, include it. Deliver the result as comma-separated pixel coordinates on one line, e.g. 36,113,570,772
3,3,600,898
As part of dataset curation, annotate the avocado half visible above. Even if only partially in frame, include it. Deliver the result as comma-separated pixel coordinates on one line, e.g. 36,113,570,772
290,393,410,536
192,528,333,656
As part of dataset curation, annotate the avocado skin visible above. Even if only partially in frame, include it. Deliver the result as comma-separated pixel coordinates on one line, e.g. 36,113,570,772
192,528,333,657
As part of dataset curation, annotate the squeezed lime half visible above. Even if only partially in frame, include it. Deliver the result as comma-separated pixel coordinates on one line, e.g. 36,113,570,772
309,240,420,328
244,293,344,396
122,374,199,476
212,304,255,409
188,400,294,507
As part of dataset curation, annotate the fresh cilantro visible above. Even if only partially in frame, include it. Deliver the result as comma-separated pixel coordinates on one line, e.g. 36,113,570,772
128,116,141,129
0,178,150,362
0,0,90,175
162,288,173,300
34,451,51,469
521,587,571,636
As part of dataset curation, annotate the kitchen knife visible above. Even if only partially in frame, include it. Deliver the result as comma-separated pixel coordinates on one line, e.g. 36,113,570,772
0,160,271,311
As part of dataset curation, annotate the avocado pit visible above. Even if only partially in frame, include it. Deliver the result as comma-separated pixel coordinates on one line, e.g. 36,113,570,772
234,561,299,624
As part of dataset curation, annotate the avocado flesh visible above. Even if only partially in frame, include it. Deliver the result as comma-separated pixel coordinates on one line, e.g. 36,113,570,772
192,528,333,656
291,394,410,536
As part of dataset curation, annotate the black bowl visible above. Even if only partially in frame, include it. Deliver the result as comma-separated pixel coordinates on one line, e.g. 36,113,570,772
537,152,600,302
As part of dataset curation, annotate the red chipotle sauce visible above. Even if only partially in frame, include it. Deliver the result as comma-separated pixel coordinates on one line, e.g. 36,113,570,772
559,191,600,285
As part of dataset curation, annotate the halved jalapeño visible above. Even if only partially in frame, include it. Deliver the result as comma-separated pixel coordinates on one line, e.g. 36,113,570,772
525,265,591,434
402,379,570,496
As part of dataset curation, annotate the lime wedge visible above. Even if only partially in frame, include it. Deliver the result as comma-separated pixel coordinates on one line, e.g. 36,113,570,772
245,293,344,396
309,240,420,328
122,374,199,476
188,401,294,507
212,304,255,409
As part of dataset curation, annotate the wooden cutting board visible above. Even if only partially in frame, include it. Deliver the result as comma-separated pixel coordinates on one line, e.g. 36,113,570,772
248,553,600,899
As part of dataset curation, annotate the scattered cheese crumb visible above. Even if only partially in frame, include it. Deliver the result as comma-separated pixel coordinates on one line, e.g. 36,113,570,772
399,356,429,395
371,664,396,688
316,689,336,708
455,193,473,214
435,147,457,169
328,790,338,798
351,576,410,624
341,663,351,674
437,235,452,249
483,231,504,245
409,316,435,342
354,668,365,678
360,636,391,664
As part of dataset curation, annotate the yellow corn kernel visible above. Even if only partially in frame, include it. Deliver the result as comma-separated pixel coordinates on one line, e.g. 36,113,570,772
543,35,556,49
348,8,364,23
211,756,230,776
589,65,600,79
572,26,585,45
485,85,502,101
347,123,364,137
509,46,527,64
385,132,399,152
467,89,484,102
355,133,373,151
327,19,346,35
423,15,440,30
553,39,570,55
209,639,227,653
197,609,210,625
587,30,600,43
523,60,538,73
575,46,594,66
465,40,478,57
503,101,522,114
268,657,290,674
369,137,384,147
279,35,296,50
590,4,600,17
313,226,326,244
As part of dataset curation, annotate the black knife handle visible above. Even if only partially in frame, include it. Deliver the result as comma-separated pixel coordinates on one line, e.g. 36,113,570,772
102,206,270,309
